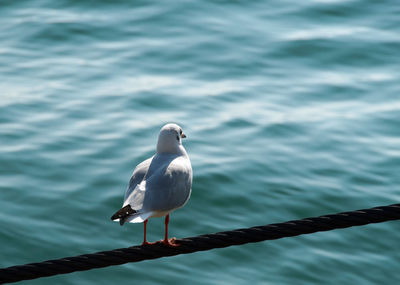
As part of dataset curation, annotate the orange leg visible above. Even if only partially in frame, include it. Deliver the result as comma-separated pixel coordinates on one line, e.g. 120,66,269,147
141,219,157,246
162,214,179,247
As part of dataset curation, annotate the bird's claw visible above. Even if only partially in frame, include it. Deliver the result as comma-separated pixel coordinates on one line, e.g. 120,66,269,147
162,237,180,247
141,238,180,247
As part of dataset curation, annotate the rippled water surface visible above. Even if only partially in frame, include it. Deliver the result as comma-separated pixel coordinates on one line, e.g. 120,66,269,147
1,0,400,284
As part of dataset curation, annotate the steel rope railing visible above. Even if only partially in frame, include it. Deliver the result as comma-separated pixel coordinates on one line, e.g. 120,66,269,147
0,203,399,284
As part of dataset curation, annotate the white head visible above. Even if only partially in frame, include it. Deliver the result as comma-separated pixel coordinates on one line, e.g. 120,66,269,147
156,123,187,154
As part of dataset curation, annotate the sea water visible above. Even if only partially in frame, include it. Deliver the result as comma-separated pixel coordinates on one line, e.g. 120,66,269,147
0,0,399,284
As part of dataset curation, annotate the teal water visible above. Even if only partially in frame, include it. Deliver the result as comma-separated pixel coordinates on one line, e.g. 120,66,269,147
1,0,400,284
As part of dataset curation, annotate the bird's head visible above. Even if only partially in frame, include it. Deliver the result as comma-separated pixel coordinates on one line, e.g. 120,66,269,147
156,123,187,154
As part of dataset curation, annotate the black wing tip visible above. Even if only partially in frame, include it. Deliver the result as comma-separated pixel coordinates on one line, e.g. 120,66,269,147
111,205,137,222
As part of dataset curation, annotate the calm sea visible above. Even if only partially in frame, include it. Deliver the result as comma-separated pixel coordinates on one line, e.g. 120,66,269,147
1,0,399,284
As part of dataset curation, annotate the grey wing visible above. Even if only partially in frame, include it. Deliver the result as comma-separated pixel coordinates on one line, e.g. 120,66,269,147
142,156,192,212
123,157,152,201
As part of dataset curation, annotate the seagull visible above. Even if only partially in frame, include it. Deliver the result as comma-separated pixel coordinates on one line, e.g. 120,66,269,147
111,123,192,246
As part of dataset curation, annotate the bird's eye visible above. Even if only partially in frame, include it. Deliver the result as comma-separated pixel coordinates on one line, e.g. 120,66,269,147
179,129,182,135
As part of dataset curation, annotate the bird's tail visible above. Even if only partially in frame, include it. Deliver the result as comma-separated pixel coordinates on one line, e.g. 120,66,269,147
111,205,136,226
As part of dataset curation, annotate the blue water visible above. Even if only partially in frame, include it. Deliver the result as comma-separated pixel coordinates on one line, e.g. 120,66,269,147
1,0,400,284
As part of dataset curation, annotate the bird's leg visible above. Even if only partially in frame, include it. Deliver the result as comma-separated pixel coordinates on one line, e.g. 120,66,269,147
141,219,157,246
162,214,180,247
163,214,169,242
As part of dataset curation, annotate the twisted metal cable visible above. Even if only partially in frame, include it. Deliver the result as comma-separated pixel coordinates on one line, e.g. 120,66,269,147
1,203,399,284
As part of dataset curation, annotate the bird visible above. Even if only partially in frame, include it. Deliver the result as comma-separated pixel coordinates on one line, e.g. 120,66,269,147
111,123,192,247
